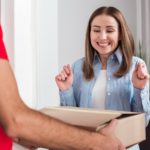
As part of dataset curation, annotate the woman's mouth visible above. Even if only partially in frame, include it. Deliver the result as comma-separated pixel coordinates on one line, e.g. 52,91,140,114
97,42,109,48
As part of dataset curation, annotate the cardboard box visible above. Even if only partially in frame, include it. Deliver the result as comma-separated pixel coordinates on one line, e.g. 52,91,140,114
41,106,146,147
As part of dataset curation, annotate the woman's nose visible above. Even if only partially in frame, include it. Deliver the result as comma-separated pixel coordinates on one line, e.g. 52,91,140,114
99,31,107,39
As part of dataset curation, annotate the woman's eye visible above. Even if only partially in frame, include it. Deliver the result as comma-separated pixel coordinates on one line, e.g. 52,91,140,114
93,30,100,32
107,30,114,33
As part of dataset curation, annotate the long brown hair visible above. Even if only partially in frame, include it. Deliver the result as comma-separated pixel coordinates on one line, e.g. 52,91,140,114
83,6,134,80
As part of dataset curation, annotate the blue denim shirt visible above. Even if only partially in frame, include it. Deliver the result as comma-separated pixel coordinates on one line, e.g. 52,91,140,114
59,48,150,150
60,48,149,113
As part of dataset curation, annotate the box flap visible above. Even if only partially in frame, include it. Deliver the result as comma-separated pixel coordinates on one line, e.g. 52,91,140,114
41,106,140,128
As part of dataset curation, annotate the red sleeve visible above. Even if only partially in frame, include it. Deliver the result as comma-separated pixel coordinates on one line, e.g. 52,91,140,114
0,25,12,149
0,25,8,60
0,127,12,150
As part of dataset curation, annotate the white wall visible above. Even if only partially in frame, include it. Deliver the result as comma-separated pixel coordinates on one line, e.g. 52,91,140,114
1,0,14,67
13,0,37,107
36,0,59,109
1,0,60,109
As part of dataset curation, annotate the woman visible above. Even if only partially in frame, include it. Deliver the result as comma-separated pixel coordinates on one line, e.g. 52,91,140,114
55,7,150,150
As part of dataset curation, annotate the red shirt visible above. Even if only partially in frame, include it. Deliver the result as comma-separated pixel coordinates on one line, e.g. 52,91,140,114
0,26,8,59
0,25,12,149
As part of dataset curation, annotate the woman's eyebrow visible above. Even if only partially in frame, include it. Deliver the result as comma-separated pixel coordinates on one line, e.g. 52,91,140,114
91,25,100,28
106,25,117,29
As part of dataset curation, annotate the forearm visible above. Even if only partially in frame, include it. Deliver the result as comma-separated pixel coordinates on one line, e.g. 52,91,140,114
10,107,100,149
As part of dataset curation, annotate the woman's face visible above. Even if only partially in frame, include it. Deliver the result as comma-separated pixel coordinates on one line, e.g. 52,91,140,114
90,14,120,57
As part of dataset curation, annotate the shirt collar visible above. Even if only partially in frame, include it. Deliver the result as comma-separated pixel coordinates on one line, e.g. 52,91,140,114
113,47,123,64
93,47,123,65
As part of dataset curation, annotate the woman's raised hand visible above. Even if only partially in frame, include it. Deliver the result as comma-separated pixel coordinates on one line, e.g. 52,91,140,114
132,62,150,89
55,64,73,91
